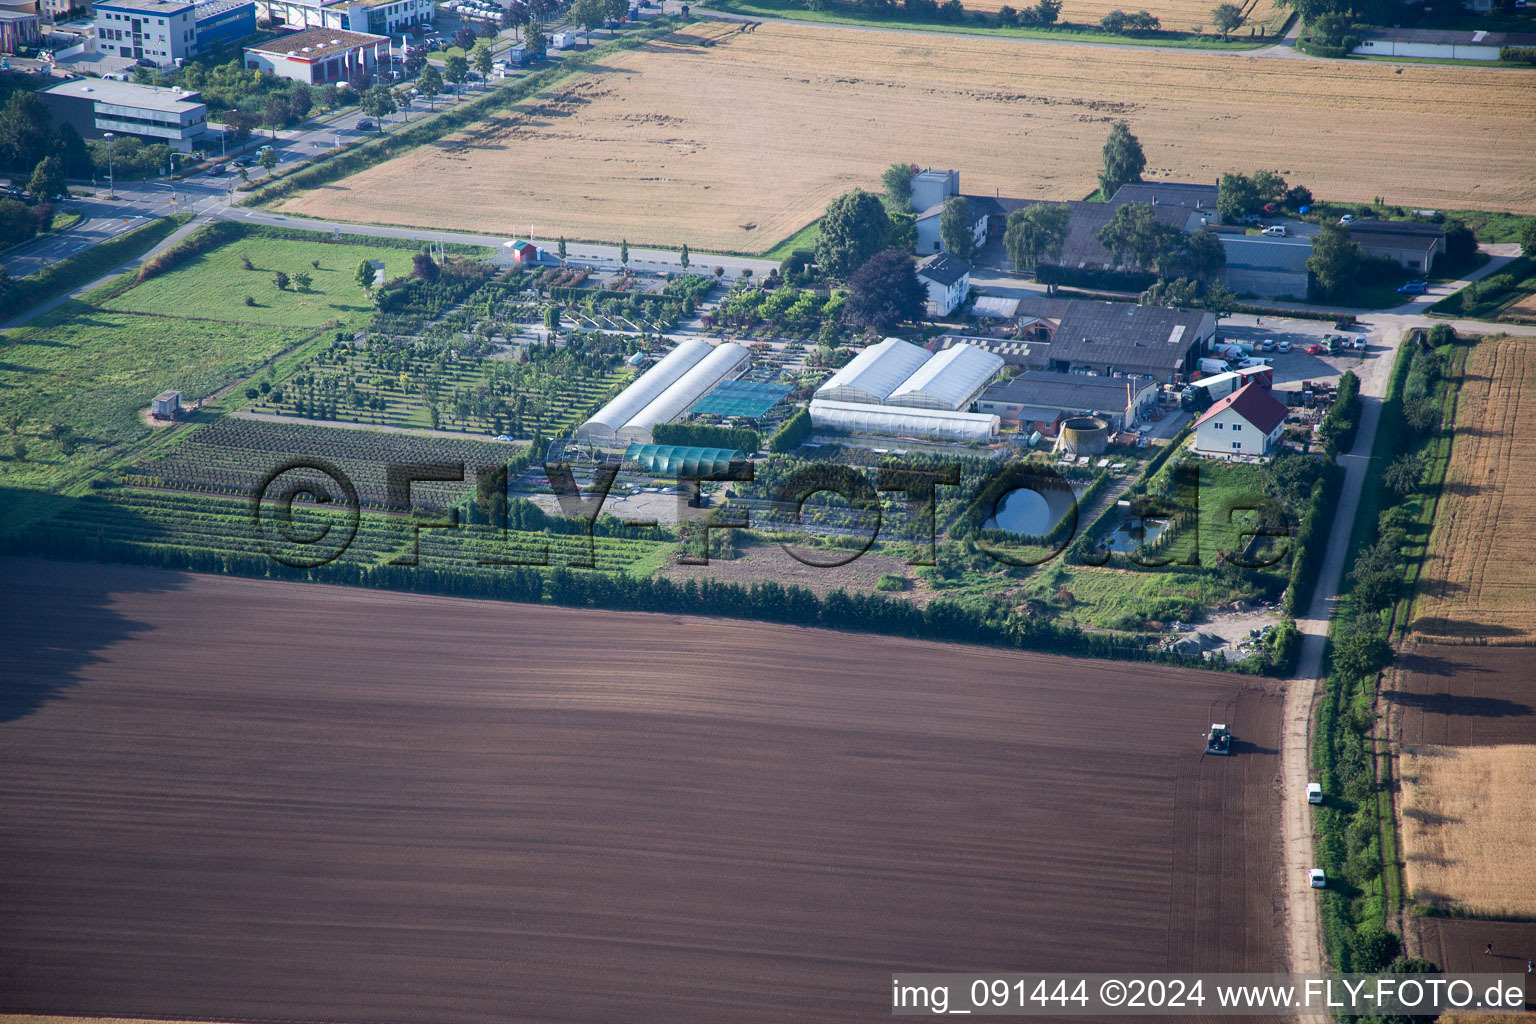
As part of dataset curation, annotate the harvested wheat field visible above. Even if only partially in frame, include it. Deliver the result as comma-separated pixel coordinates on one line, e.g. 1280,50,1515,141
0,557,1283,1024
281,23,1536,251
1412,334,1536,644
1398,744,1536,918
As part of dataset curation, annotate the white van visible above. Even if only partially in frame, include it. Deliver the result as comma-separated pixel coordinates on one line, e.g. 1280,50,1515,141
1307,782,1323,804
1261,224,1287,237
1197,357,1230,376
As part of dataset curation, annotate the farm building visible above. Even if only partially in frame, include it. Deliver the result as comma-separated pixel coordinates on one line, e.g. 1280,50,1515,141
1221,235,1313,300
506,240,539,265
885,343,1003,411
151,390,182,419
808,400,1001,443
243,27,389,85
615,342,751,445
915,252,972,316
1046,302,1215,383
813,337,933,405
976,371,1159,431
1347,220,1446,274
1108,181,1220,218
622,443,747,478
972,296,1021,319
1351,27,1536,60
1192,383,1288,457
935,332,1053,369
575,338,712,446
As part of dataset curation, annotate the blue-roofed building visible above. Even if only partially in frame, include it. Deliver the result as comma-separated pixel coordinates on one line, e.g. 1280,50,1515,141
193,0,256,52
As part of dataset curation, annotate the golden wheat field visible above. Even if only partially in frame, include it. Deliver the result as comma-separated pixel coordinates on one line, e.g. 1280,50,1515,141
282,23,1536,252
958,0,1289,33
1412,334,1536,644
1399,744,1536,919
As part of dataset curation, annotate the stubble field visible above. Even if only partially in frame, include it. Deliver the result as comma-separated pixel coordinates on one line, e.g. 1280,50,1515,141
0,558,1282,1024
1411,335,1536,644
280,23,1536,252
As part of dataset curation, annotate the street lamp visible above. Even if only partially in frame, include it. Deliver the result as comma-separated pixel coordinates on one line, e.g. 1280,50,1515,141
103,132,116,199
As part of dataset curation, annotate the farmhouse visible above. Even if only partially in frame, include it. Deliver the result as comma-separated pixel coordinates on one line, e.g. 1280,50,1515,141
1221,235,1313,300
243,26,389,85
1192,382,1287,457
915,252,972,317
976,370,1160,431
37,78,211,152
1351,27,1536,60
1346,220,1446,274
1046,302,1215,383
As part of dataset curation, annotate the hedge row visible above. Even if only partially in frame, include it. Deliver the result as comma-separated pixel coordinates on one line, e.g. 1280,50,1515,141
651,422,761,452
0,213,189,321
1317,370,1361,453
767,407,811,453
1036,264,1157,292
1282,467,1342,617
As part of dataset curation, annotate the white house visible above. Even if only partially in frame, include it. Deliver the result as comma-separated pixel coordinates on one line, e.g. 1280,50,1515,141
915,252,971,317
1351,27,1536,60
1192,382,1288,458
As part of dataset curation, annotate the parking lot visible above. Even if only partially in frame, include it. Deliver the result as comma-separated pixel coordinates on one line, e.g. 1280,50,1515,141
1216,313,1385,398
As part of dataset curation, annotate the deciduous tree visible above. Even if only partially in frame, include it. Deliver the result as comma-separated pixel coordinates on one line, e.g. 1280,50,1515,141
27,155,64,200
419,65,443,108
843,249,926,331
444,55,470,95
1211,2,1243,38
939,195,975,260
1096,202,1181,272
1175,227,1226,285
1097,120,1145,200
1307,222,1364,299
1002,202,1070,271
814,188,892,280
882,161,918,209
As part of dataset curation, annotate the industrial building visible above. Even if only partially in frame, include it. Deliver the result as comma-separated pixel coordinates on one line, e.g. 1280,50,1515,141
885,344,1004,411
809,401,1000,443
1221,235,1313,301
243,26,388,85
1045,302,1215,383
575,340,751,448
814,337,934,405
976,371,1160,432
37,78,211,151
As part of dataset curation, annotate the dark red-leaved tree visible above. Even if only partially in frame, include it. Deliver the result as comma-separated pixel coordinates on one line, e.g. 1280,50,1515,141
842,249,926,333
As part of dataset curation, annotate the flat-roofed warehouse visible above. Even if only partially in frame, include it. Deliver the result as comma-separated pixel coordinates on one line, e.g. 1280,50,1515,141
808,401,1001,443
976,371,1160,431
575,338,711,446
885,344,1004,411
813,337,932,405
616,342,750,446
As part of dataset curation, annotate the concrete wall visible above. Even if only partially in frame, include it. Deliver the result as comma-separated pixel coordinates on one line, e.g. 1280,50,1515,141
1224,266,1309,301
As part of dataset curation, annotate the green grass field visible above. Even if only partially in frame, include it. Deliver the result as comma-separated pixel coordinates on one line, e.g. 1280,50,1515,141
102,237,412,329
0,306,317,490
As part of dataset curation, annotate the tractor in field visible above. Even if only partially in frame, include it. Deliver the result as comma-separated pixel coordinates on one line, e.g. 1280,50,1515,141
1204,723,1231,756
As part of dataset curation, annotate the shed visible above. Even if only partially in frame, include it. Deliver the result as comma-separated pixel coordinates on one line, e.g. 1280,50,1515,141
151,390,183,419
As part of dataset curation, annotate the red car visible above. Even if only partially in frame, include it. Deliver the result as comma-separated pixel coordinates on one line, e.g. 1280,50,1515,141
1305,343,1325,355
1262,202,1279,215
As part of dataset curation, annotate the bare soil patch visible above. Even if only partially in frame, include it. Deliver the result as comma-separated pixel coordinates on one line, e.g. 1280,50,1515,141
657,539,936,603
1398,744,1536,919
1388,646,1536,748
0,557,1282,1024
279,24,1536,252
1412,335,1536,644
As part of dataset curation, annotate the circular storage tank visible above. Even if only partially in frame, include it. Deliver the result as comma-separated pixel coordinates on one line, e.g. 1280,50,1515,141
1059,415,1111,456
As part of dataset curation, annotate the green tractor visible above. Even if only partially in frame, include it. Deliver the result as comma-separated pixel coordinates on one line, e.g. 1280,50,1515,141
1204,723,1232,756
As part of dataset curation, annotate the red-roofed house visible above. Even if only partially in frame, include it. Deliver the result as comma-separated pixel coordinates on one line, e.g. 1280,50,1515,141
1192,382,1288,457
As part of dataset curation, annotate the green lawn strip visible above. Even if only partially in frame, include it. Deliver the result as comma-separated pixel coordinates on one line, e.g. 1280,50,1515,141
705,0,1269,47
103,235,412,329
756,218,821,262
1429,256,1536,320
0,213,189,322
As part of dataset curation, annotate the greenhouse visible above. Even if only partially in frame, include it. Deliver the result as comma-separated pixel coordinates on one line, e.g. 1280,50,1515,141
884,343,1005,411
575,338,712,446
813,337,933,405
616,343,751,445
623,444,748,478
808,400,1001,442
688,380,792,420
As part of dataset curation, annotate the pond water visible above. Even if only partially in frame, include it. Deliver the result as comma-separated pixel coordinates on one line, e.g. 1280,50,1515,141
1103,517,1170,553
984,484,1085,536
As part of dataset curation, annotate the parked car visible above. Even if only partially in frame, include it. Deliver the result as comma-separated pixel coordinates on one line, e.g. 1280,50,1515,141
1310,868,1327,889
1277,340,1292,353
1261,224,1287,237
1262,202,1278,215
1307,782,1323,804
1339,214,1356,224
208,163,226,176
1260,338,1276,352
1305,343,1324,356
356,119,375,131
1397,280,1428,295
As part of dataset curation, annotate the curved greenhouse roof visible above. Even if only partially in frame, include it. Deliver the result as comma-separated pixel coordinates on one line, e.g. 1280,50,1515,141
813,337,933,405
885,343,1005,411
623,443,747,478
575,338,711,446
617,342,750,445
809,400,1000,442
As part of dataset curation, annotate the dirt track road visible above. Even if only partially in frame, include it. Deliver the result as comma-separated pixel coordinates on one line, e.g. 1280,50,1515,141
0,558,1282,1024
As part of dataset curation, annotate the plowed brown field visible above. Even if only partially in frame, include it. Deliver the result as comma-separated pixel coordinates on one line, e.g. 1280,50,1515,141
0,558,1282,1024
279,23,1536,251
1412,335,1536,645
